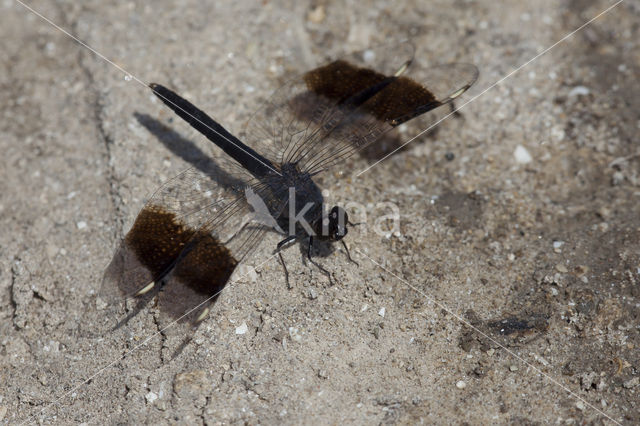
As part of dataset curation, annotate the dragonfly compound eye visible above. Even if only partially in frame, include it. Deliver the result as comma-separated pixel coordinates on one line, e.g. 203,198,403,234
329,206,348,241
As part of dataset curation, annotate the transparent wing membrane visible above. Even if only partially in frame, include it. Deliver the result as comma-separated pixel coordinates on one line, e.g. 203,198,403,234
96,158,286,339
242,42,478,174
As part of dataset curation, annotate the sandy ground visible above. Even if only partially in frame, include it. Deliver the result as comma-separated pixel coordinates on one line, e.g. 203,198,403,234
1,0,639,424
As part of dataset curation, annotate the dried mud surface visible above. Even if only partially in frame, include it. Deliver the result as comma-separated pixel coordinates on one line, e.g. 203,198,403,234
1,0,639,424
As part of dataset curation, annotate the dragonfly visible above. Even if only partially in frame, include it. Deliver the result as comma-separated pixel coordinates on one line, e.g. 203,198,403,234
97,41,478,340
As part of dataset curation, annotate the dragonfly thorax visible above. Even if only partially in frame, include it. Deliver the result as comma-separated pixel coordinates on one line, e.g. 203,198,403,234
275,162,326,237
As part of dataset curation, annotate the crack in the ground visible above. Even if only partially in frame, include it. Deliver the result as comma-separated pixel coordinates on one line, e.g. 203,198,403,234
62,7,124,244
9,256,23,332
152,308,169,364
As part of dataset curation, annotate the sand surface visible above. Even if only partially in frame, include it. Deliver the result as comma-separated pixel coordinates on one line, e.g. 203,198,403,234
1,0,639,424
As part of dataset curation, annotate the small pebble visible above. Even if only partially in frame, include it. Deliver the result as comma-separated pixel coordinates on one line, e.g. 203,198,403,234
551,126,565,141
378,307,386,317
289,326,303,342
372,327,380,339
145,391,158,404
509,365,519,372
533,353,549,366
568,86,590,97
308,288,318,300
556,264,568,273
235,322,248,335
77,221,87,230
363,49,376,63
597,206,611,220
611,171,624,186
574,265,589,276
456,380,466,389
307,5,325,23
576,400,585,411
514,145,532,164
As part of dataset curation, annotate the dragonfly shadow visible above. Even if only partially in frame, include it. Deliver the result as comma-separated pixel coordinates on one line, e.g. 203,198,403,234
94,113,246,352
134,112,245,190
356,106,460,161
136,112,340,273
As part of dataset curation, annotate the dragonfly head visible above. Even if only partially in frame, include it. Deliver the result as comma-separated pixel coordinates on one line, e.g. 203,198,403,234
324,205,348,241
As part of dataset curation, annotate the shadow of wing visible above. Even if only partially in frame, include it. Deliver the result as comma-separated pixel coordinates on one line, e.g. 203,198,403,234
89,159,286,342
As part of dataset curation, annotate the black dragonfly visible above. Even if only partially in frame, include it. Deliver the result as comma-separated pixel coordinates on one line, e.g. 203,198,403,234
97,42,478,338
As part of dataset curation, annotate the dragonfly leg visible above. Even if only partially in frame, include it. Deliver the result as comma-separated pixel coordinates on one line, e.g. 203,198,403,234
277,251,292,289
275,235,298,288
307,236,333,285
340,240,359,266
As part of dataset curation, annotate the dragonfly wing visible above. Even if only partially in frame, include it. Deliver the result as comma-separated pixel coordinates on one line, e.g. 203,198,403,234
240,41,477,174
95,157,287,337
298,61,479,174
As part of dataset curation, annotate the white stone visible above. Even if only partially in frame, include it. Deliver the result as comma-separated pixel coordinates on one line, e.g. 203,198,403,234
235,322,248,335
568,86,590,97
145,391,158,404
514,145,532,164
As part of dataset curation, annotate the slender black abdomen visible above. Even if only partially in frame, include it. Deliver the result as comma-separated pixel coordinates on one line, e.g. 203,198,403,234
149,83,276,178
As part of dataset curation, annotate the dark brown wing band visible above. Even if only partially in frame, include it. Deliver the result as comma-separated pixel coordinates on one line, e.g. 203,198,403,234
125,205,237,297
303,60,440,125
